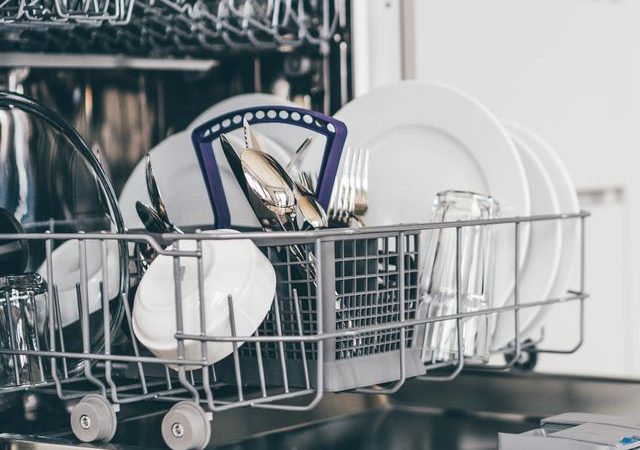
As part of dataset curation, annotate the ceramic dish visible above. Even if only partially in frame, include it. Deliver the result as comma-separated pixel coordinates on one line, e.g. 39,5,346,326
333,81,531,309
491,132,563,350
37,239,121,328
132,230,276,368
506,122,580,341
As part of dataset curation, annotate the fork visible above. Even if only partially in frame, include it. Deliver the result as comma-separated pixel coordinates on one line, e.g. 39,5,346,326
328,147,369,227
353,147,369,217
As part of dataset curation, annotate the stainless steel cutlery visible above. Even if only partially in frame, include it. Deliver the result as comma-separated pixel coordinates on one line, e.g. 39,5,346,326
328,146,369,227
143,153,183,234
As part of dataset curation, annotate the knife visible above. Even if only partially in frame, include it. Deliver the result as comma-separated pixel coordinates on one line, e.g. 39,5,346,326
220,134,280,230
243,118,267,153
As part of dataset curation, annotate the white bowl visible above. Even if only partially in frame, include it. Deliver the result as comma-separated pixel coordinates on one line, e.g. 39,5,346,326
37,239,121,328
132,230,276,369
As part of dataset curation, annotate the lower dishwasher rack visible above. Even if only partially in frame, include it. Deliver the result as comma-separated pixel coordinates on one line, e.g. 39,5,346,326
0,211,589,450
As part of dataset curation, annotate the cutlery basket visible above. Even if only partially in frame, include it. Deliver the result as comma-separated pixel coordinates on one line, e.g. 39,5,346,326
215,230,425,392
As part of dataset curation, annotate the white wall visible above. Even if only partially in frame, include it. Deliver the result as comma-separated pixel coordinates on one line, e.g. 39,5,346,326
353,0,640,377
413,0,640,378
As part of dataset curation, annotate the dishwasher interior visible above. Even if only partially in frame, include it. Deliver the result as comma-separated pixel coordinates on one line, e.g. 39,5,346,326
0,1,612,449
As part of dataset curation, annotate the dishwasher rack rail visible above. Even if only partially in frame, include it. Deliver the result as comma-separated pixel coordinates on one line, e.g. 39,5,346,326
0,0,344,56
0,211,589,450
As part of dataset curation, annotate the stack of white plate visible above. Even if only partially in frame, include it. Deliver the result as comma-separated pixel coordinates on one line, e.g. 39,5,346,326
118,82,580,351
332,81,580,350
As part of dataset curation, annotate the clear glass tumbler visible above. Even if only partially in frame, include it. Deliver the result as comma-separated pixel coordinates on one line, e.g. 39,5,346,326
418,190,498,365
0,273,49,387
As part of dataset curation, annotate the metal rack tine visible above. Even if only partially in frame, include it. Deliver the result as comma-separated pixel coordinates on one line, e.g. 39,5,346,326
272,291,289,393
292,289,310,390
171,240,200,402
227,294,244,401
119,291,147,393
254,328,268,398
77,237,107,395
52,285,69,378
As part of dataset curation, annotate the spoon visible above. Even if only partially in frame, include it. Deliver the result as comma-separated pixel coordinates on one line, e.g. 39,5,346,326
295,175,328,230
136,201,170,234
227,132,326,231
221,135,317,277
220,134,282,230
240,146,298,231
135,201,172,271
145,154,183,233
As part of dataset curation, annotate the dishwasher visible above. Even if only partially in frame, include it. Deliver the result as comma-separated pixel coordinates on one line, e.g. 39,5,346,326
0,1,602,449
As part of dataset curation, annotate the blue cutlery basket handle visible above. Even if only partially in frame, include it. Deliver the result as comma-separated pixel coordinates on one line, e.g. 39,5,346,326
191,106,347,229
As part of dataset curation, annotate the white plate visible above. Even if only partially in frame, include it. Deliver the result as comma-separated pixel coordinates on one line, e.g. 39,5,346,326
491,132,563,350
37,239,120,328
118,94,296,229
333,81,531,307
506,122,581,340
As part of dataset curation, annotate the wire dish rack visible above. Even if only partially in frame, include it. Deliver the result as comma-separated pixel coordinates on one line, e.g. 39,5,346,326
0,211,588,450
0,0,343,56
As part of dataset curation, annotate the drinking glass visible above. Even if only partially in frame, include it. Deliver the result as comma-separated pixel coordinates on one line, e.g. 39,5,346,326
418,190,498,365
0,273,49,387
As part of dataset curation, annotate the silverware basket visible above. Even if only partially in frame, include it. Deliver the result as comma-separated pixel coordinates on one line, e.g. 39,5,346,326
216,233,424,391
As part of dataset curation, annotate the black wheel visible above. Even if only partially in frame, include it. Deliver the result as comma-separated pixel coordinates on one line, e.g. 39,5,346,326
503,339,539,372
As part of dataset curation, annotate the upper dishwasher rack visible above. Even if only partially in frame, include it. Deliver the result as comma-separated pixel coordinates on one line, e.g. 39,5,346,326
0,0,344,56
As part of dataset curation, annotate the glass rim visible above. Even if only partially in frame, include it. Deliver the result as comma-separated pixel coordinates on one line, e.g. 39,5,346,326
435,190,499,208
0,272,47,295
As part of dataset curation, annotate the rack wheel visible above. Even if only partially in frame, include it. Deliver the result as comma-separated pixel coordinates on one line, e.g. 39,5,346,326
161,402,211,450
70,394,117,443
503,339,539,372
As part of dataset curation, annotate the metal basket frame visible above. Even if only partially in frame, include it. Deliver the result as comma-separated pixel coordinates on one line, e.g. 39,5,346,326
0,211,589,443
0,0,343,55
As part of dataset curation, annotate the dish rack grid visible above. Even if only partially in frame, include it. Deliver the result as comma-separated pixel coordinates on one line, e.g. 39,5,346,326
0,0,344,56
0,211,588,449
